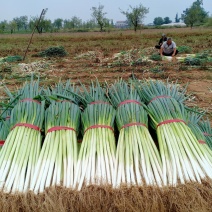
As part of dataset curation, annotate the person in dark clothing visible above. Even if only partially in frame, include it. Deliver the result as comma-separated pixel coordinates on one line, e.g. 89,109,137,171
155,33,167,49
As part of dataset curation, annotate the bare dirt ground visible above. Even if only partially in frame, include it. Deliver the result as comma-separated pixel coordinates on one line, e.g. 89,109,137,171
0,28,211,120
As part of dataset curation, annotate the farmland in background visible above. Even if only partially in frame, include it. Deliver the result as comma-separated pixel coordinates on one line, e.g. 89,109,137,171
0,27,211,119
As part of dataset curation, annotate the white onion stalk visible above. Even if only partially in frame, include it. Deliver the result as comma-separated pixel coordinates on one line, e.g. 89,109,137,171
186,112,212,165
109,81,163,187
73,81,116,191
30,81,80,194
136,80,212,186
0,79,44,193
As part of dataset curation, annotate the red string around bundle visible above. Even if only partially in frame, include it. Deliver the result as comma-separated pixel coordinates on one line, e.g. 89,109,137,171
12,123,41,132
121,122,147,130
20,98,41,104
5,116,10,120
90,101,111,105
47,126,76,133
157,119,186,128
84,125,114,134
148,95,171,104
198,140,206,144
0,140,5,146
118,100,141,108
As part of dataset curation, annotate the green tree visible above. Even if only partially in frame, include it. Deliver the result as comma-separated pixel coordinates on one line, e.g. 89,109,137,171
153,17,164,25
163,17,172,24
13,16,28,31
63,19,71,29
42,19,52,32
175,13,180,23
181,0,208,28
29,16,52,33
64,17,82,30
82,19,97,29
205,16,212,26
70,16,82,29
121,4,149,32
53,18,63,30
91,4,107,31
8,20,17,34
111,19,114,26
0,20,7,33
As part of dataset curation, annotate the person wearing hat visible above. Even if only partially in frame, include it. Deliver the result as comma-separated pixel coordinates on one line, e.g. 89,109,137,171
155,33,167,49
160,37,178,57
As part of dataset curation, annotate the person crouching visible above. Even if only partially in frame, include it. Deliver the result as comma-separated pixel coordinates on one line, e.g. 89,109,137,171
160,37,179,57
155,33,167,49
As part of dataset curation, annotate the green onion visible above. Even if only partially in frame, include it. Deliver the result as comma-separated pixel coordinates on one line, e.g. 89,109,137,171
0,109,11,150
186,111,212,164
198,118,212,150
136,80,212,186
0,78,45,193
109,80,162,187
73,81,116,190
30,81,80,193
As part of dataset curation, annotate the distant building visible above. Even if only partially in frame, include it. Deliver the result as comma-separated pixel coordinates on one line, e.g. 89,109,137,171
115,21,129,29
161,22,186,27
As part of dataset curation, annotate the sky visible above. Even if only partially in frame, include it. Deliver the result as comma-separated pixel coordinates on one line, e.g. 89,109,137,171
1,0,212,24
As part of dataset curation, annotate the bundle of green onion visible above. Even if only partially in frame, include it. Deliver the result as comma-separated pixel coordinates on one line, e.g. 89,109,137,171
109,80,163,187
138,80,188,105
0,111,11,150
0,78,45,193
0,90,22,150
186,112,212,164
30,81,80,193
199,119,212,150
136,80,212,186
73,81,116,191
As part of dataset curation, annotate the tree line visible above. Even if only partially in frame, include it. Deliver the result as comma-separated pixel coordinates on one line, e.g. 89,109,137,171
153,0,209,27
0,0,210,34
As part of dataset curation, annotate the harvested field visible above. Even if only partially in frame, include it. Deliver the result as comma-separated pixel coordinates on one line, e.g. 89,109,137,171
0,27,212,211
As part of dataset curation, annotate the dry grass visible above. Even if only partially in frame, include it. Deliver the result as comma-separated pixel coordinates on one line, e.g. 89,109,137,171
0,180,212,212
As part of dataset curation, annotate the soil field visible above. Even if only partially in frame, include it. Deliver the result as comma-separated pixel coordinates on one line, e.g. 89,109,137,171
0,27,211,120
0,27,212,212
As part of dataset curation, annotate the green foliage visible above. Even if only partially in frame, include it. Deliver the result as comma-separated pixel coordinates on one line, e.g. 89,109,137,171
181,0,208,28
175,13,181,23
153,17,164,26
196,51,210,59
184,57,201,65
184,50,212,66
163,17,172,24
150,53,162,61
121,4,149,32
204,16,212,27
0,20,7,33
53,18,63,30
38,46,68,57
91,4,107,32
150,66,164,73
13,16,28,31
130,58,143,66
178,46,192,53
153,16,172,26
3,55,23,62
64,16,82,29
